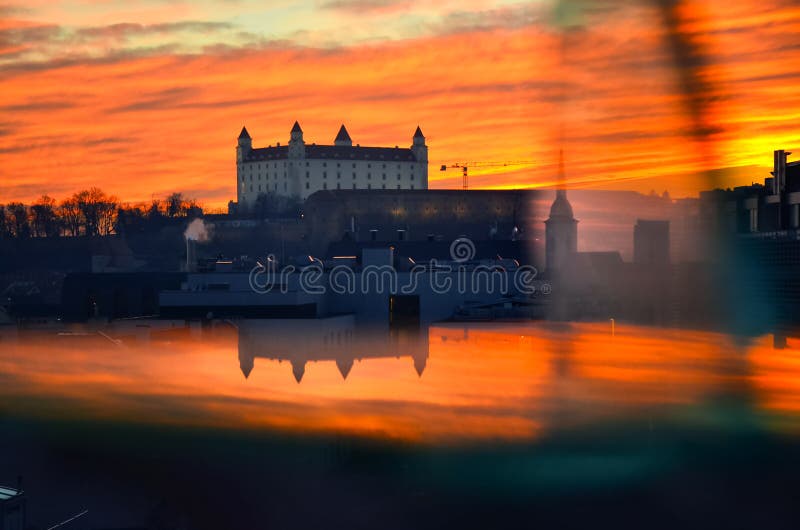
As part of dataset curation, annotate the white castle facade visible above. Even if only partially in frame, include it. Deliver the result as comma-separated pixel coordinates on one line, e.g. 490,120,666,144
236,121,428,207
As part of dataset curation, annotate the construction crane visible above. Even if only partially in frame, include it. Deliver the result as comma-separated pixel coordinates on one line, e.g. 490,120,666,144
439,160,535,190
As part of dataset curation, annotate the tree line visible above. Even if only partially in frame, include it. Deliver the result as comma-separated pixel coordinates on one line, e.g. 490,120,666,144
0,189,203,238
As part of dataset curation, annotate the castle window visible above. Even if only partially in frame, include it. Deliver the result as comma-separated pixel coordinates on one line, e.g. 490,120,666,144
337,163,341,168
352,163,356,168
411,185,415,189
397,174,401,179
323,162,327,167
337,172,341,179
397,184,401,189
411,175,414,180
368,184,372,190
337,183,341,189
305,182,310,189
323,172,327,178
306,171,309,178
367,173,371,179
382,174,386,180
353,183,356,189
323,183,327,190
382,184,386,189
352,172,356,178
382,164,386,168
367,163,371,168
306,162,309,167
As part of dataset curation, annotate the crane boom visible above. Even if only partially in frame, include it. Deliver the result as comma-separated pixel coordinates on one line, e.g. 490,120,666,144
439,160,535,190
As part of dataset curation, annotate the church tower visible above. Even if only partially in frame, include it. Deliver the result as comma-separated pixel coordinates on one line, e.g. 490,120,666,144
545,189,578,273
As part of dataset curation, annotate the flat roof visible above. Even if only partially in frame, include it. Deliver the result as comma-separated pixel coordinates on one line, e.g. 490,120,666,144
0,485,21,500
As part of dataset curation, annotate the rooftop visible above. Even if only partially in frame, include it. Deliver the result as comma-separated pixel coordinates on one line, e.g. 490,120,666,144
0,485,21,501
335,124,351,143
244,144,418,162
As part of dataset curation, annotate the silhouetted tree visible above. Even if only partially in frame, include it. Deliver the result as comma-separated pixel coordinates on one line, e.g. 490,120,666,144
164,192,202,218
0,205,8,238
250,192,300,219
30,195,60,238
6,202,30,238
166,192,184,217
59,197,83,236
74,187,118,236
148,198,164,220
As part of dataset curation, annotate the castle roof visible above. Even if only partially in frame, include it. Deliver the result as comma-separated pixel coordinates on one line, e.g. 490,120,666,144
238,126,251,139
291,121,303,133
244,144,418,162
414,126,424,138
335,124,351,143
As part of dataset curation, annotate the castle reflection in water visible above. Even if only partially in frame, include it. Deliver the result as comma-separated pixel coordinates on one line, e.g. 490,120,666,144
237,315,429,382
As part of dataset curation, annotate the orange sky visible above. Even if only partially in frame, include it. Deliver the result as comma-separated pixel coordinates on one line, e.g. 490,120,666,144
2,0,800,207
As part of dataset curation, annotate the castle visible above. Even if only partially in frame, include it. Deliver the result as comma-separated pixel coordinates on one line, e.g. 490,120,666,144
236,122,428,208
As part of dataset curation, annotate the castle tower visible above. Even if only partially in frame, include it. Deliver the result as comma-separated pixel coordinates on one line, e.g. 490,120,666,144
334,124,352,147
288,121,305,159
411,126,428,188
237,126,252,163
545,189,578,273
411,126,427,162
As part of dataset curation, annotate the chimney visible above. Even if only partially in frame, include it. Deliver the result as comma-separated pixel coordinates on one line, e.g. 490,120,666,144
186,239,197,272
773,150,787,195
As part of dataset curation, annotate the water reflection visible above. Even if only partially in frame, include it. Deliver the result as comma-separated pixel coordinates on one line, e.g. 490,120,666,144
1,320,800,442
237,316,428,382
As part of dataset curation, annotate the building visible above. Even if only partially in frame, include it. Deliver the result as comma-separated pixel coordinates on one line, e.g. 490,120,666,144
702,149,800,236
544,190,578,272
0,483,26,530
698,149,800,330
236,122,428,209
634,219,670,265
302,189,537,256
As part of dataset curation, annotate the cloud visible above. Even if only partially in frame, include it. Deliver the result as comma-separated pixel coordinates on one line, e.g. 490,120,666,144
74,21,234,41
109,86,200,114
319,0,415,15
1,0,800,207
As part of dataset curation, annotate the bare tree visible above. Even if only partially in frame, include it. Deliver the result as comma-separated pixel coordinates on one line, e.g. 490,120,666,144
0,205,8,238
73,187,118,236
30,195,59,238
59,197,83,236
6,202,30,238
166,192,184,217
97,194,119,235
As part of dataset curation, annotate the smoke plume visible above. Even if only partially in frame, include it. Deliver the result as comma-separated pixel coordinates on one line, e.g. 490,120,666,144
184,218,210,242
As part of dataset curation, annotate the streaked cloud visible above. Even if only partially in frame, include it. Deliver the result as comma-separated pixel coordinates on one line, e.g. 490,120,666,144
0,0,799,206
